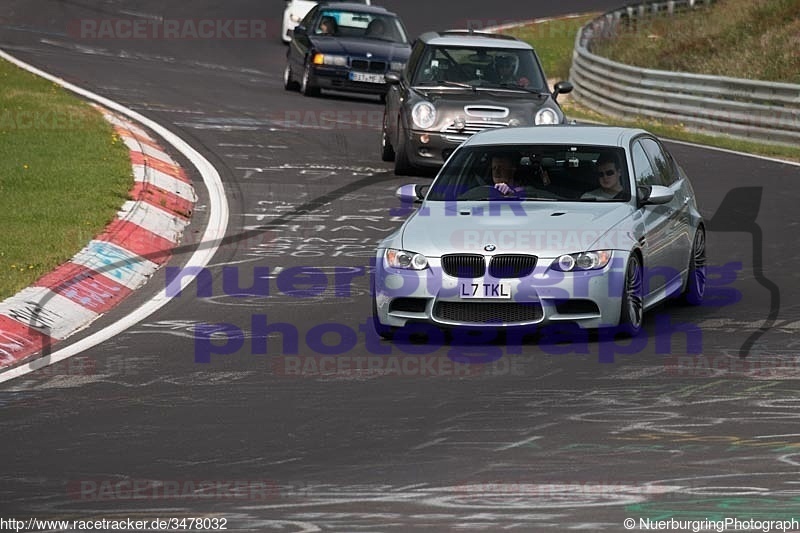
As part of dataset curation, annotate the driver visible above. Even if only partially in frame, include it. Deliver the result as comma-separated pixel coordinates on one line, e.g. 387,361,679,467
491,153,524,196
495,55,530,87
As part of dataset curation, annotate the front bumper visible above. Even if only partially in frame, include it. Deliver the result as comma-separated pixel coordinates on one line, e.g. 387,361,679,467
402,129,466,169
309,65,389,95
374,252,630,330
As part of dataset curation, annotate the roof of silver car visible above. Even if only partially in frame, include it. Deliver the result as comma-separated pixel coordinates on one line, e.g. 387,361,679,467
418,30,533,50
461,125,651,147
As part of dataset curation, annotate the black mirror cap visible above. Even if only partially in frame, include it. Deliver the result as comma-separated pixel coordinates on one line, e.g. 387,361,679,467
293,25,307,36
552,81,574,101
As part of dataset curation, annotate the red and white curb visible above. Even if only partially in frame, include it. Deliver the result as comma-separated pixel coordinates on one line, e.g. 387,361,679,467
0,107,196,369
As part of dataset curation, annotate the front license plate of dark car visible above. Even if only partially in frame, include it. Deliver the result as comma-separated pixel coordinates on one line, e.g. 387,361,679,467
459,281,512,299
350,71,385,83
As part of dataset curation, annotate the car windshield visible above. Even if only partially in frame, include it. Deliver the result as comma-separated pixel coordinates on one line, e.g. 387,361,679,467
425,145,631,202
316,10,408,43
411,46,546,91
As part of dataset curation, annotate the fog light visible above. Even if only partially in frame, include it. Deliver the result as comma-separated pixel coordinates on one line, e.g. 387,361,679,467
420,134,430,144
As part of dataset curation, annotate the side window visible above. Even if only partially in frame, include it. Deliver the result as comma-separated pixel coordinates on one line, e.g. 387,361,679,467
641,137,677,186
632,141,659,187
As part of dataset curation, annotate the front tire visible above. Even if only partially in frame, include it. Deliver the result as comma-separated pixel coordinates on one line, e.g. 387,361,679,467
618,253,644,337
393,125,414,176
682,227,706,305
284,63,299,91
381,112,395,162
301,64,320,97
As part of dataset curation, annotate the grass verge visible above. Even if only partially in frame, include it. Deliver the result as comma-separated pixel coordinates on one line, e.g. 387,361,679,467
0,57,133,299
591,0,800,84
505,10,800,163
503,13,597,81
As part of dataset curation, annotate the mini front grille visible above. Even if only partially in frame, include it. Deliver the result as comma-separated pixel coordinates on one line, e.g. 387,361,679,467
441,254,485,278
442,120,508,135
489,255,537,278
434,302,543,324
351,59,386,72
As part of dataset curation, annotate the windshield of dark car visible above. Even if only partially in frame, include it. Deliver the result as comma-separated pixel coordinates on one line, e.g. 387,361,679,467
316,10,408,43
411,46,546,90
425,145,631,202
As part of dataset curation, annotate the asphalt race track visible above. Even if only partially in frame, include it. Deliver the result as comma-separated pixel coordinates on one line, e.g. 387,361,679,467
2,1,800,531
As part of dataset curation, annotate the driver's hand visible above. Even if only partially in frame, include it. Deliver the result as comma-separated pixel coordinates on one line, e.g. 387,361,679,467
494,183,513,195
517,77,530,87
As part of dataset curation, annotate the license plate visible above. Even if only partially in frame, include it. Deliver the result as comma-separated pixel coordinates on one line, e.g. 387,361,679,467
459,281,512,299
350,71,385,83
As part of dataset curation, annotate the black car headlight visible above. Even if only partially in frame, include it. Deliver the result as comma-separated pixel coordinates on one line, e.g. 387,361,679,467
385,249,429,270
411,101,437,129
552,251,612,272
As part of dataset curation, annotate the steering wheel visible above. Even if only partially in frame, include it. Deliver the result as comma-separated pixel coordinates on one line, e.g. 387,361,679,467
458,185,515,201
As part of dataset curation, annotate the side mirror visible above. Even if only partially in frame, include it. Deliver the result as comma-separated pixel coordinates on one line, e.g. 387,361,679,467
385,72,401,84
641,184,674,205
395,184,427,203
293,25,307,37
552,80,573,101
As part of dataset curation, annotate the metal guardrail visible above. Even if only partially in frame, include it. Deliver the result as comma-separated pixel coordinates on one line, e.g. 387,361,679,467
568,0,800,146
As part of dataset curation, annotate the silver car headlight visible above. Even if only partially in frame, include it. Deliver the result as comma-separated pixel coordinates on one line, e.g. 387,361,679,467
385,249,429,270
390,61,406,72
290,13,303,23
411,101,437,129
535,107,559,125
552,251,612,272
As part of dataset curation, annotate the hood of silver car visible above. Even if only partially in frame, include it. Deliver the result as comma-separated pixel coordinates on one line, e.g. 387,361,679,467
400,202,636,258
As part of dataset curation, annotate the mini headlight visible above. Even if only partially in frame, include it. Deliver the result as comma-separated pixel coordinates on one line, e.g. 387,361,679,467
535,107,559,125
385,249,429,270
290,13,303,23
553,251,612,272
411,101,437,129
390,61,406,72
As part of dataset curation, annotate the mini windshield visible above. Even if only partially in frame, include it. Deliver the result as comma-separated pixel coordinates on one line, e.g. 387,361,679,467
425,145,631,202
411,46,546,91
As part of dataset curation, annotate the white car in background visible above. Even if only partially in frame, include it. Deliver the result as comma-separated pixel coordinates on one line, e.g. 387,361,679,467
282,0,371,43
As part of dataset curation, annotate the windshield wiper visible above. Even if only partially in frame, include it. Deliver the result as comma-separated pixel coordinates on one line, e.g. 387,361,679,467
417,80,475,91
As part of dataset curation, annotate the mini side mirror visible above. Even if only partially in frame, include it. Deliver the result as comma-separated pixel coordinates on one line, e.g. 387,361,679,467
552,81,573,101
385,72,401,84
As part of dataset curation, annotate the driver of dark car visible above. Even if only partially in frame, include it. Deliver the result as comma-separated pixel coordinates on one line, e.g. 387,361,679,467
318,16,337,35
